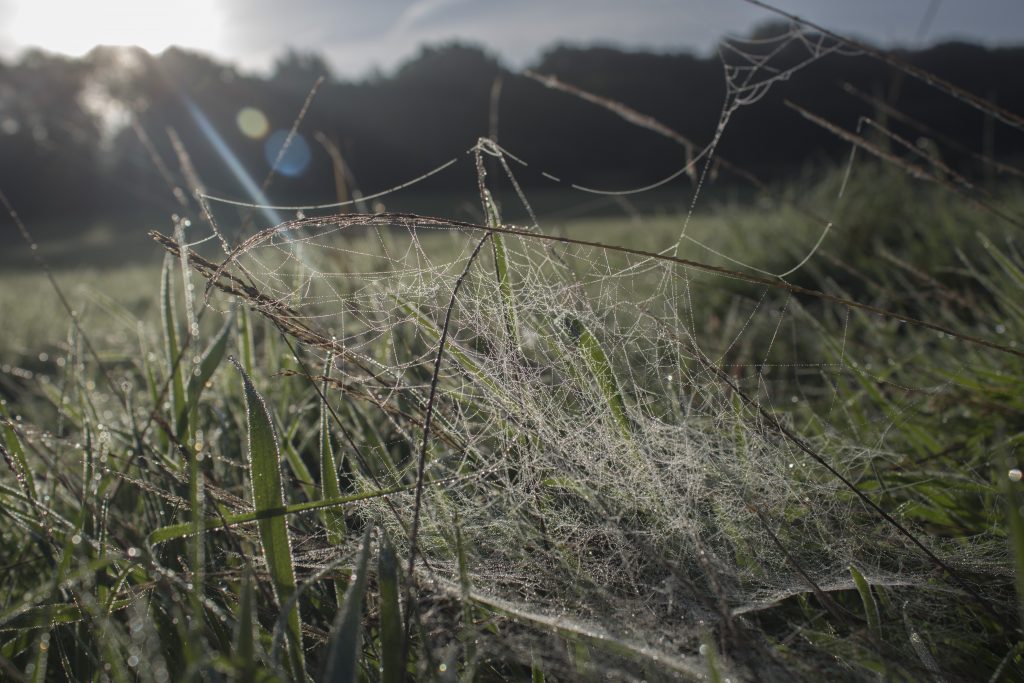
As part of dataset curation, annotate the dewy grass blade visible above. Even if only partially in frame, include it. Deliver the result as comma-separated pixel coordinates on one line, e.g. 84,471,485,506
234,569,258,679
238,305,256,378
561,317,632,440
182,311,234,436
161,254,187,444
322,526,372,683
378,531,404,683
0,401,36,506
849,565,881,641
320,351,348,603
232,357,305,682
146,484,414,545
483,189,520,350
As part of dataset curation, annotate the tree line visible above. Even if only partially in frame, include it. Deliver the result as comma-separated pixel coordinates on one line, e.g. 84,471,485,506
1,27,1021,241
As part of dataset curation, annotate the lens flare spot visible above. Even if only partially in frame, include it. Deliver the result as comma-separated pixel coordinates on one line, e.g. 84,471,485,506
264,130,312,177
237,107,269,139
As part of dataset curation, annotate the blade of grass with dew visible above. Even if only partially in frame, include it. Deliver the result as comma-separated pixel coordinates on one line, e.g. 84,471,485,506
378,530,403,683
27,630,49,683
320,351,348,604
850,565,881,641
232,357,305,682
700,631,724,683
282,419,318,501
454,514,477,679
145,484,413,545
0,403,34,505
1000,425,1024,629
181,311,234,437
1,594,143,632
322,526,371,683
560,316,632,441
178,314,230,646
531,658,545,683
161,254,187,445
483,189,520,350
238,305,256,377
234,569,258,679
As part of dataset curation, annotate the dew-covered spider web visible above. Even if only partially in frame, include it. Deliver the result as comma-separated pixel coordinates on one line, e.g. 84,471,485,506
166,19,1021,681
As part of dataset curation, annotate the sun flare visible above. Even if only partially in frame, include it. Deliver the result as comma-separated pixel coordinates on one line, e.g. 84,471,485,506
8,0,225,57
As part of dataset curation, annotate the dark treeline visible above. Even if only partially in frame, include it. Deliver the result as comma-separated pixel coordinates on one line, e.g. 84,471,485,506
1,26,1022,241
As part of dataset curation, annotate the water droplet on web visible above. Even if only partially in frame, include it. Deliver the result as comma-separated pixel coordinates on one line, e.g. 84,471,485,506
1009,468,1022,482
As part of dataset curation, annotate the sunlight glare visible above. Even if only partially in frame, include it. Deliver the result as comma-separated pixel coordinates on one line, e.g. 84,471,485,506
8,0,225,57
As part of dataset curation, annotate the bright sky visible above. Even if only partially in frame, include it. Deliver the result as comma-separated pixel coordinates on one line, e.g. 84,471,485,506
0,0,1021,77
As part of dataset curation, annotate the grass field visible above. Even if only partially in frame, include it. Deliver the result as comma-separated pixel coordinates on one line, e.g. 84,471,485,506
3,156,1024,681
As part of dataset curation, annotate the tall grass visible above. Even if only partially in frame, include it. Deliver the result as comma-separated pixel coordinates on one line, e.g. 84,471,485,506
3,13,1024,681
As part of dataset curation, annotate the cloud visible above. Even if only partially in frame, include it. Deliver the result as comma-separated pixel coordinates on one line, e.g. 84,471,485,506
392,0,477,34
2,0,1021,76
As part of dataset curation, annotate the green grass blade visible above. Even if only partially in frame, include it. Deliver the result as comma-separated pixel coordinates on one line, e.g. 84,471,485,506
27,630,49,683
234,569,257,679
320,351,348,604
455,516,477,678
161,254,187,443
377,531,403,683
182,311,234,432
484,189,520,350
1,596,142,632
700,632,723,683
322,527,372,683
1003,449,1024,629
849,565,881,640
233,357,305,682
282,419,318,501
562,316,631,440
146,484,412,545
0,403,35,505
238,305,256,377
320,352,344,510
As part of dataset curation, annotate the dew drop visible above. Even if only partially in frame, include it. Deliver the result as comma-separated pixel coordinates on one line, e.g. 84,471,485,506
1010,468,1022,482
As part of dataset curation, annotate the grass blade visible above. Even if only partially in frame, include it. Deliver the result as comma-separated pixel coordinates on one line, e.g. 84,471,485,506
320,351,348,604
232,357,305,682
322,526,372,683
561,316,631,440
849,565,881,640
146,484,413,545
483,189,520,350
378,531,403,683
161,254,187,443
234,569,257,679
182,311,234,434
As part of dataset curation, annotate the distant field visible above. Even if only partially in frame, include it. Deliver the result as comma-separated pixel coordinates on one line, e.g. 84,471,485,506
0,207,729,355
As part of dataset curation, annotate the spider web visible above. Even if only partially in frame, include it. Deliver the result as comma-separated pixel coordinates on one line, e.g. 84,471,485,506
183,22,1016,681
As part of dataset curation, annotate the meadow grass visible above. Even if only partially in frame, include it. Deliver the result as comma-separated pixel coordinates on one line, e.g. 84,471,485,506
1,162,1023,682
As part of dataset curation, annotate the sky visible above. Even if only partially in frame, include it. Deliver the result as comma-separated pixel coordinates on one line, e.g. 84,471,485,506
1,0,1022,78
